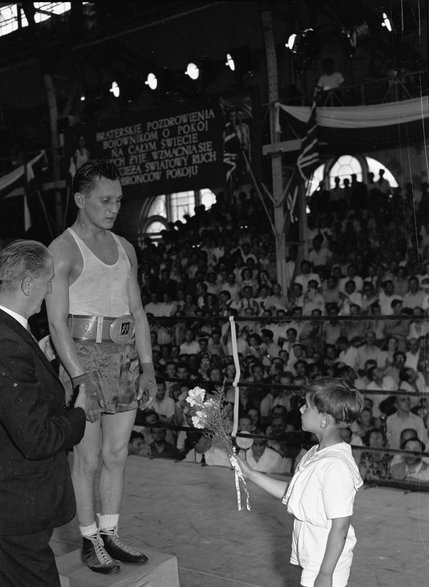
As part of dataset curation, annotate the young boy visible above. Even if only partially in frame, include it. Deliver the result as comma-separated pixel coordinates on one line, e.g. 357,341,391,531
235,377,363,587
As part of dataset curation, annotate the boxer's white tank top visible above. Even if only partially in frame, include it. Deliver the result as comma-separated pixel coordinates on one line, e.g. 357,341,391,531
67,227,131,317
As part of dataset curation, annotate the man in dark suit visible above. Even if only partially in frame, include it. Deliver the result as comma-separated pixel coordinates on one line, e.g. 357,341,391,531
0,240,89,587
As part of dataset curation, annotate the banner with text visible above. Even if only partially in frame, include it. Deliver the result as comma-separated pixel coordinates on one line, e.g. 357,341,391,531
67,101,225,196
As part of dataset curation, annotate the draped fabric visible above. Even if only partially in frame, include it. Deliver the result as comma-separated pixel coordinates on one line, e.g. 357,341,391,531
277,97,429,149
278,97,429,129
0,151,45,195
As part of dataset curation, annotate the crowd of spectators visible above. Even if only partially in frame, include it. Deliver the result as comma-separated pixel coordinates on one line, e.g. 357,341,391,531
129,170,429,486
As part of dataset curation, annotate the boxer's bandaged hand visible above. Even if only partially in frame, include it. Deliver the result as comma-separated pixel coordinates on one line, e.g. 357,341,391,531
138,363,157,408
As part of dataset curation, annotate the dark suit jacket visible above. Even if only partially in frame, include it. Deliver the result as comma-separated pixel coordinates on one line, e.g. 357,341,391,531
0,309,86,536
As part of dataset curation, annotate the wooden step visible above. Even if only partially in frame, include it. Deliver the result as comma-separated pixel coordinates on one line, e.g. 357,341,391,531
57,547,180,587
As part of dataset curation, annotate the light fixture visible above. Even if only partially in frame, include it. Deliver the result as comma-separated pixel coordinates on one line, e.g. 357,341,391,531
80,95,85,101
225,53,235,71
109,81,120,98
185,62,200,80
381,12,393,32
285,28,314,54
145,73,158,90
286,33,298,51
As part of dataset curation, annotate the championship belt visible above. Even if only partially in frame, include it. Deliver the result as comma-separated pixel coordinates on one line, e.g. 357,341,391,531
68,314,135,343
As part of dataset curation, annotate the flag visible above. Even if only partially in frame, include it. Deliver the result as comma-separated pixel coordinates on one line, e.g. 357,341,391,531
296,98,319,180
286,183,299,223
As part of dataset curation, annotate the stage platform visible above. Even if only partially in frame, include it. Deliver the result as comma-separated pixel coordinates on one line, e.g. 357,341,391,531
51,457,429,587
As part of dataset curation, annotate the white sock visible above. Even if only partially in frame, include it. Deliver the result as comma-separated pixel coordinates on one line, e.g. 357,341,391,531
97,513,119,532
80,523,98,538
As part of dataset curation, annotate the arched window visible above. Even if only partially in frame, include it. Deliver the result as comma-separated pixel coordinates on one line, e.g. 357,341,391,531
140,188,217,241
307,154,399,196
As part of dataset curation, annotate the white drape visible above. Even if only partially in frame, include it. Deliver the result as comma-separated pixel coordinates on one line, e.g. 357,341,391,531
277,97,429,129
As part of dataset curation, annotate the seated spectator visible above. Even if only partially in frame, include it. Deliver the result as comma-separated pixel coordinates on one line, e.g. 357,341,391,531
302,280,325,315
128,431,151,457
398,366,425,410
404,337,421,371
243,431,291,474
379,336,400,369
361,281,379,312
238,285,260,315
392,265,409,297
365,366,396,418
149,426,184,460
351,406,380,441
180,328,202,355
197,355,212,381
308,234,332,270
144,291,163,317
151,380,176,425
247,407,261,432
266,282,288,312
294,260,321,293
337,336,359,370
157,291,178,316
221,272,241,303
379,280,402,315
391,438,429,482
260,328,281,359
359,429,392,482
403,275,426,310
339,263,364,294
357,331,384,371
322,275,341,306
207,330,224,357
386,395,429,449
408,307,429,339
282,327,298,355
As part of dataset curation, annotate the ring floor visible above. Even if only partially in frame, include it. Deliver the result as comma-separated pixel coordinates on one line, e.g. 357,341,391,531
51,457,429,587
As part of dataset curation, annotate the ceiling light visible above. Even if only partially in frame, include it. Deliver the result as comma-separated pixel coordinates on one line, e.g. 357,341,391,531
185,62,200,80
145,73,158,90
109,81,120,98
225,53,235,71
381,12,393,32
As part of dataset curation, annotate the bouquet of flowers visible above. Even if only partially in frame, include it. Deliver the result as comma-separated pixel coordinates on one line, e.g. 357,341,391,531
186,386,250,510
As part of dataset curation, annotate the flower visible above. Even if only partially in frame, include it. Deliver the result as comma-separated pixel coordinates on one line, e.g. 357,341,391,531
186,386,233,454
186,386,206,407
192,410,208,429
186,385,251,511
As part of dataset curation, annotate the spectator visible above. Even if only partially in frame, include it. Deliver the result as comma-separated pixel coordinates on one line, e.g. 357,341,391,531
151,381,176,425
294,260,321,293
359,429,391,482
243,432,290,474
390,438,429,482
149,426,184,460
386,395,429,449
180,329,201,355
316,57,344,91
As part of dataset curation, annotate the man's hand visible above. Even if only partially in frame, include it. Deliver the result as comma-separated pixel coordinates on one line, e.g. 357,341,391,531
72,374,101,423
137,362,157,409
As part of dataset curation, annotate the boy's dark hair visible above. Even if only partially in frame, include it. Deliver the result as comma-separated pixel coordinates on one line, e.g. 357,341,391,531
73,159,120,196
304,377,363,424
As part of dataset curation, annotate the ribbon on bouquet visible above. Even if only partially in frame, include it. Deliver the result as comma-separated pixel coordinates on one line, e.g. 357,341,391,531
229,315,251,511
